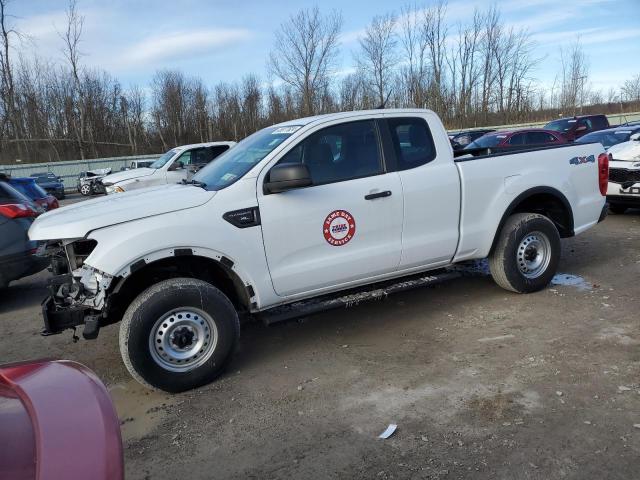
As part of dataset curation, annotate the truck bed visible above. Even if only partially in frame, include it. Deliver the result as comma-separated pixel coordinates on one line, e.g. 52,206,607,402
451,142,605,263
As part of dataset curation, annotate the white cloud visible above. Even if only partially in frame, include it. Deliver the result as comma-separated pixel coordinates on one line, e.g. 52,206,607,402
121,29,253,66
532,27,640,46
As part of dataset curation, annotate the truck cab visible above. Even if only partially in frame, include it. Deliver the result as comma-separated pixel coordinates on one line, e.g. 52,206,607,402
101,142,235,194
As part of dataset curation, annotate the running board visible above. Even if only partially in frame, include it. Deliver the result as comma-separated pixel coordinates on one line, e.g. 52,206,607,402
259,269,462,326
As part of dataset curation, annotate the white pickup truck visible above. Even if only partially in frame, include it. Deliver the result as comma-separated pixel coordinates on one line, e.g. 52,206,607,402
606,133,640,214
30,109,608,392
101,141,235,194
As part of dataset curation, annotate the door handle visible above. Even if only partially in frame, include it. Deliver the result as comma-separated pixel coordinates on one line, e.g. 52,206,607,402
364,190,392,200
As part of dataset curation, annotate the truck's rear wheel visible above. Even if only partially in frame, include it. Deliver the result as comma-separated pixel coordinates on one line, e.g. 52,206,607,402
489,213,560,293
119,278,240,393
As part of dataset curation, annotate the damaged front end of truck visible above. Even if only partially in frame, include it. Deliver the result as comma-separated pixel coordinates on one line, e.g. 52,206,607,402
41,239,113,340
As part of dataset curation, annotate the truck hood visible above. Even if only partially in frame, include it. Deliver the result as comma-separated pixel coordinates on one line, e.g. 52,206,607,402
101,167,156,185
29,184,216,240
609,141,640,161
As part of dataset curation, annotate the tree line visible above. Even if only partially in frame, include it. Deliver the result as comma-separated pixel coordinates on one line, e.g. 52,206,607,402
1,0,639,164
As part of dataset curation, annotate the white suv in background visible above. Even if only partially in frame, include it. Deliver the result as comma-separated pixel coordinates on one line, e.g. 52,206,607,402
606,133,640,214
102,142,236,194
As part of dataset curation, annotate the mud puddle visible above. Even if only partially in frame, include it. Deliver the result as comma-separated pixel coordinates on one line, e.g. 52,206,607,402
109,380,178,441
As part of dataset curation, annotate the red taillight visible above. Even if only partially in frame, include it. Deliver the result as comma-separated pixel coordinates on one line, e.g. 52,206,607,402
597,153,609,196
50,198,59,209
0,203,38,219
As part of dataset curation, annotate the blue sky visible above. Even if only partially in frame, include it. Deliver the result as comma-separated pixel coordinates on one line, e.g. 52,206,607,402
10,0,640,93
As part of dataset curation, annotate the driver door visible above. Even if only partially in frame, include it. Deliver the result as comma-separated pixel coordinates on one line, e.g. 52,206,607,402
258,119,403,297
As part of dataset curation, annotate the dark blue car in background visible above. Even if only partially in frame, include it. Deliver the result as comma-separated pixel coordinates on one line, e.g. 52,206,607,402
0,181,48,289
30,172,65,199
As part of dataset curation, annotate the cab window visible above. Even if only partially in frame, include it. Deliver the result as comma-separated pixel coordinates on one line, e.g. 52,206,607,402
387,117,436,170
277,120,383,186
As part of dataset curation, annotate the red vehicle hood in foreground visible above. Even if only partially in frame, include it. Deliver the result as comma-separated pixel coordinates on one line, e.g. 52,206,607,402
0,360,123,480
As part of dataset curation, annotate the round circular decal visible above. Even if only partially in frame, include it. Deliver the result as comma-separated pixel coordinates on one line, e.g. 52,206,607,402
323,210,356,246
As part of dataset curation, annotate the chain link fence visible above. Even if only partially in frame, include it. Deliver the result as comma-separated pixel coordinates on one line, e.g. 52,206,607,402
0,154,160,192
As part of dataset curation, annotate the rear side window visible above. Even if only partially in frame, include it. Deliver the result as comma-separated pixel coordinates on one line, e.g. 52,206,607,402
592,116,608,129
387,117,436,170
0,182,32,204
526,131,557,144
508,133,526,145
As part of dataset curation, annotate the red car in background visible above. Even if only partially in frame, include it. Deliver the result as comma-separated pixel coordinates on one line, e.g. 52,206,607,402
544,114,610,141
464,128,568,150
0,360,124,480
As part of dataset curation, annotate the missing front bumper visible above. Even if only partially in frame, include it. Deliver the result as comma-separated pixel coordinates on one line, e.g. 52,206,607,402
41,296,101,339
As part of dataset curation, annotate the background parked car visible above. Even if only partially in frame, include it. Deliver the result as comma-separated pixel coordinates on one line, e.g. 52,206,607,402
0,360,124,479
77,168,111,196
101,141,235,194
464,128,567,151
129,159,155,169
449,128,495,150
30,172,65,199
0,181,47,289
544,114,610,141
3,175,59,211
575,125,640,151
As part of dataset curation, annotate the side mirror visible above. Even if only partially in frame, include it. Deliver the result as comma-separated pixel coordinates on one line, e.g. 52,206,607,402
576,125,587,133
168,161,183,171
264,164,312,194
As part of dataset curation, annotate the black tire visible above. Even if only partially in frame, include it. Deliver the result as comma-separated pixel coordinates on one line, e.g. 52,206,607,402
489,213,561,293
119,278,240,393
609,204,627,215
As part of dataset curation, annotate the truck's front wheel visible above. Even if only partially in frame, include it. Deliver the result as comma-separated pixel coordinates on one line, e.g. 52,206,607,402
489,213,560,293
119,278,240,393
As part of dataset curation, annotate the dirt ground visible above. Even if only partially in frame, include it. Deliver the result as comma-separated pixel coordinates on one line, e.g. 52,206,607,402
1,199,639,479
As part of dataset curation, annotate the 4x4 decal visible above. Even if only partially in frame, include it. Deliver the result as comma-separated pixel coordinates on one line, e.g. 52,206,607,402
569,154,595,165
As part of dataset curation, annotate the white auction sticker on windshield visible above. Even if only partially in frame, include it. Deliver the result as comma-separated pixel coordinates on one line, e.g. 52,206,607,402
221,173,237,181
272,126,301,135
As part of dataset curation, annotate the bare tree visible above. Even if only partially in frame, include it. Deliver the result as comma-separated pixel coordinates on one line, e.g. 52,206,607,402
269,7,342,116
559,40,589,114
358,13,398,106
59,0,87,158
398,4,431,108
621,73,640,103
0,0,25,159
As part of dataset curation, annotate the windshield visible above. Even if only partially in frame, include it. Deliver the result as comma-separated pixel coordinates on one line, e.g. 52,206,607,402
545,119,575,132
194,126,301,190
576,130,633,149
465,135,502,149
150,148,180,169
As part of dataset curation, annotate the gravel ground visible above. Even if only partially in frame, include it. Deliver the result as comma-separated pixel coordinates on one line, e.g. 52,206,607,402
1,204,639,479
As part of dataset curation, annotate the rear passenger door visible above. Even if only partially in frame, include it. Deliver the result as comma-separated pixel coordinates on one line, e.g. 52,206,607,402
383,115,461,269
258,119,403,297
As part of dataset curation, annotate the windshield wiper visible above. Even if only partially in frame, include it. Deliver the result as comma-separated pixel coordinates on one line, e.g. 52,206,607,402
181,178,207,188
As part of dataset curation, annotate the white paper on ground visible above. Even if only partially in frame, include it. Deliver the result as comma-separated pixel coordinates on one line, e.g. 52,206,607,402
378,424,397,439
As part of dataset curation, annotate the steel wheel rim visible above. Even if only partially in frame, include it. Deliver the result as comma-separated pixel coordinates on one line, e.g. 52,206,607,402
148,308,218,372
516,231,551,279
